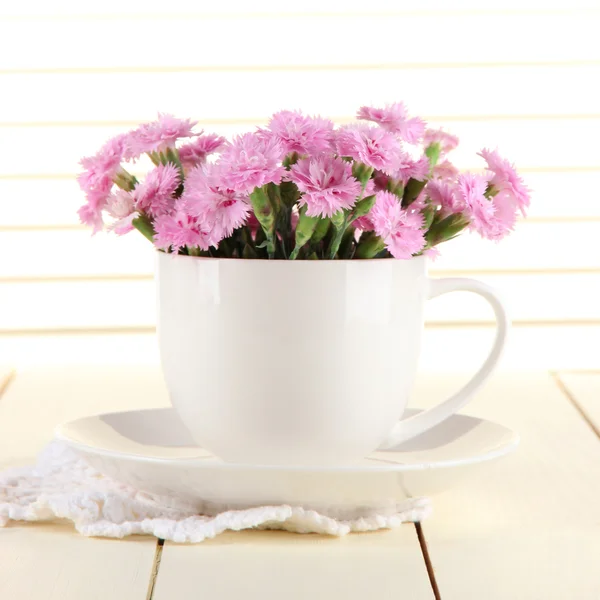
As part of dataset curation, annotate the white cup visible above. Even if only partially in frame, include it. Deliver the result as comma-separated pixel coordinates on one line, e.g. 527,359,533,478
157,253,508,466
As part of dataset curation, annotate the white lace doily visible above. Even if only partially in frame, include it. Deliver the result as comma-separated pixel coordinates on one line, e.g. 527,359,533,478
0,442,431,543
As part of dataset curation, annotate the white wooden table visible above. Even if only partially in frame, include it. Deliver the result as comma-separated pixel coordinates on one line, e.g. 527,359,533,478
1,366,599,599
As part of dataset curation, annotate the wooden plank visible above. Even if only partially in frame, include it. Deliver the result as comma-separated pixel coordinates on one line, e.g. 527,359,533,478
0,272,598,330
2,170,599,230
1,13,598,71
0,524,157,600
412,373,600,599
1,325,600,371
1,222,597,280
0,367,166,599
3,66,600,124
555,372,600,435
1,118,598,176
0,366,168,465
154,528,432,600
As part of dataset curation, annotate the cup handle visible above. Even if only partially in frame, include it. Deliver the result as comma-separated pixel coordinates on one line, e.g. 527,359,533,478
379,277,509,449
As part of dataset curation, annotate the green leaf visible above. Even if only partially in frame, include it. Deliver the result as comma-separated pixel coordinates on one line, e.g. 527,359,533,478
307,251,319,260
255,240,270,249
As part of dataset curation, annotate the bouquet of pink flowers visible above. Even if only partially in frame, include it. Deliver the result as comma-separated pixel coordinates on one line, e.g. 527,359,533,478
77,104,530,260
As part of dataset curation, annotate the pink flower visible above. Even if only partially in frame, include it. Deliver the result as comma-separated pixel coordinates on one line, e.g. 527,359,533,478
479,148,530,215
426,179,463,215
77,197,105,233
266,110,334,155
336,125,404,175
106,189,137,235
78,134,126,194
396,154,430,185
457,173,499,239
357,103,425,144
132,164,180,217
154,205,218,252
219,133,286,193
106,189,135,219
182,164,250,238
77,134,127,231
423,129,459,153
489,190,519,240
423,246,440,260
432,159,459,181
126,113,197,157
178,134,227,170
371,190,425,259
352,214,375,232
289,155,362,218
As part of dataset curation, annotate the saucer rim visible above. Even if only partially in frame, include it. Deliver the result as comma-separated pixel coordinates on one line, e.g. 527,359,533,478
55,409,520,474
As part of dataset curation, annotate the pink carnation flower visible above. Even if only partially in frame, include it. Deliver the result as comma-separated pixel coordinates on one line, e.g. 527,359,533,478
432,159,459,181
182,164,250,238
154,205,218,252
126,113,197,157
78,134,126,194
336,125,404,175
266,110,334,156
289,155,362,218
423,246,441,260
353,214,375,232
77,134,127,232
426,179,463,216
457,173,499,239
106,189,137,236
77,196,106,233
132,163,180,218
178,133,227,170
396,154,430,185
219,133,286,193
357,103,425,144
423,129,459,153
371,190,425,259
479,148,530,215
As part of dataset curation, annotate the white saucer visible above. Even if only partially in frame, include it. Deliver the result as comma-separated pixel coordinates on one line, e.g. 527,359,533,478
55,409,518,514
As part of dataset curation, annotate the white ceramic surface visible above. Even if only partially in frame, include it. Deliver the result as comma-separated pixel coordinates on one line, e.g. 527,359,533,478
55,408,519,516
157,254,509,466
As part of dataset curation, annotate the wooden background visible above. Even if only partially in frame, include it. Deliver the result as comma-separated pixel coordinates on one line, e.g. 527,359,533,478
0,1,599,370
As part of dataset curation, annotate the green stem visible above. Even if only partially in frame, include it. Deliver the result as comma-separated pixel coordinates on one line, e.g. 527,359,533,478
132,213,155,243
